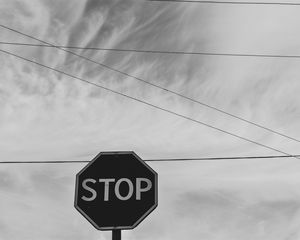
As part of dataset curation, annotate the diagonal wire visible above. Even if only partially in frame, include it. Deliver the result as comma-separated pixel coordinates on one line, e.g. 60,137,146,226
146,0,300,6
0,154,300,164
3,41,300,59
0,25,299,144
0,47,298,160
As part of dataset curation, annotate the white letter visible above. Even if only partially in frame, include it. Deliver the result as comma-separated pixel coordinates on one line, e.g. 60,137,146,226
99,178,115,201
81,178,97,201
115,178,134,200
136,178,152,200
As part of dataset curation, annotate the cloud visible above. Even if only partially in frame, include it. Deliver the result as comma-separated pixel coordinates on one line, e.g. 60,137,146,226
0,1,300,240
166,191,300,240
1,0,299,159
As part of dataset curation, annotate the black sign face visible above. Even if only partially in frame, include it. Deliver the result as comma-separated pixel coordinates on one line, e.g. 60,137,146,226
74,152,158,230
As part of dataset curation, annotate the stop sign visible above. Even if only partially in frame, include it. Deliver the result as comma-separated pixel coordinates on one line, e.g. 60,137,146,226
74,151,158,230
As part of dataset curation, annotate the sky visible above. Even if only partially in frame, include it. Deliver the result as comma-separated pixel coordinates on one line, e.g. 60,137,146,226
0,0,300,239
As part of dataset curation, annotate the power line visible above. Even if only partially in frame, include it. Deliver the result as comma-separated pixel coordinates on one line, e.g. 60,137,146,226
146,0,300,6
0,25,299,144
0,48,298,160
1,154,300,164
3,41,300,59
0,160,90,164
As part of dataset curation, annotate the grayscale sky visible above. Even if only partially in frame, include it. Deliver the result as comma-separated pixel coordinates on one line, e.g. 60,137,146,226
0,0,300,239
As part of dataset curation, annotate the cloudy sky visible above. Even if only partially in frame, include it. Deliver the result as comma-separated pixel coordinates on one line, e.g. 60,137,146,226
0,0,300,239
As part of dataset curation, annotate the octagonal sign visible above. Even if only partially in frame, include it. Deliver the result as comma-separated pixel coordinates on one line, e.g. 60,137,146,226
74,151,158,230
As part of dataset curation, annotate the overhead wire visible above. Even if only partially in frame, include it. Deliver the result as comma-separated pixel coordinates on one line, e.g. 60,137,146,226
0,25,299,144
1,154,300,164
3,41,300,59
0,47,298,160
146,0,300,6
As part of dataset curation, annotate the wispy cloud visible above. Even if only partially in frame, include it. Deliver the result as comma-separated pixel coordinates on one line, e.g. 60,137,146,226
0,0,299,239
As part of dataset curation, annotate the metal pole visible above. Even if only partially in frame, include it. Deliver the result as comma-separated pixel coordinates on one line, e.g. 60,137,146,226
112,229,121,240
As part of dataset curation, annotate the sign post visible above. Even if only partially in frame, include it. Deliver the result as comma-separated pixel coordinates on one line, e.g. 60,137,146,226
74,151,158,239
112,229,121,240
